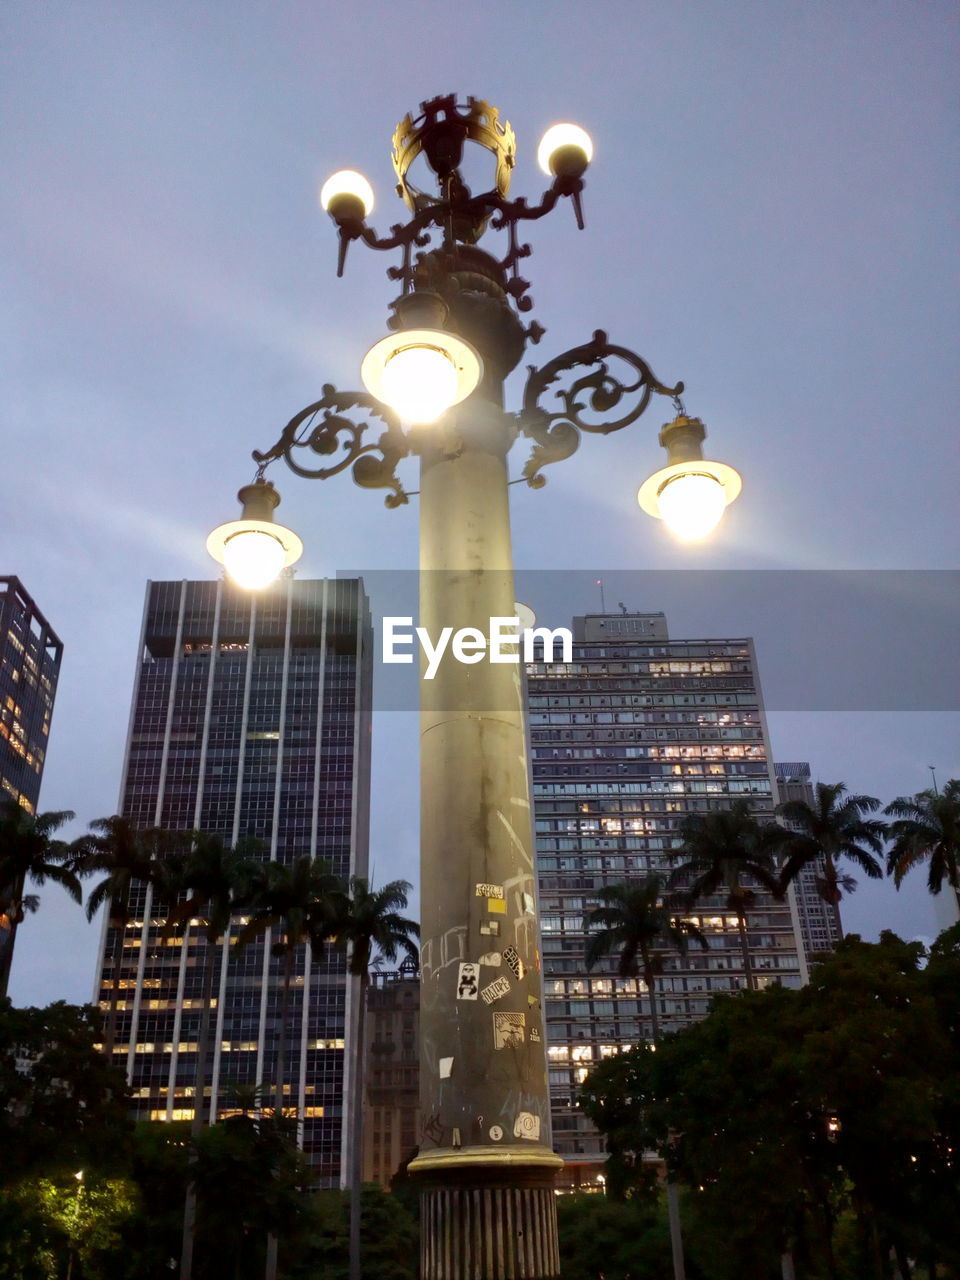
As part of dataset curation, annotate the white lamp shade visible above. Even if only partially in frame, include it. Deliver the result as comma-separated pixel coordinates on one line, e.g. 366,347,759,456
206,517,303,589
637,459,742,541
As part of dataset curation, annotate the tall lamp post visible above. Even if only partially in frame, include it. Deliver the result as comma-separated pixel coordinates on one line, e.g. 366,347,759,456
208,94,741,1280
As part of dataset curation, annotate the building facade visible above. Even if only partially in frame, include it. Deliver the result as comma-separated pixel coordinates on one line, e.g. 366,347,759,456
0,577,62,815
528,612,806,1186
362,961,420,1188
0,576,63,993
94,576,372,1185
774,762,843,962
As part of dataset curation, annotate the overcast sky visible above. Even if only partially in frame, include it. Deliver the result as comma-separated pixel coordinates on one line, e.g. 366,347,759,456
3,2,957,1007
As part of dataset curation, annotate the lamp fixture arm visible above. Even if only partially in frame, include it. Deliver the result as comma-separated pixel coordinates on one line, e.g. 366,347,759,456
518,330,684,488
252,386,410,508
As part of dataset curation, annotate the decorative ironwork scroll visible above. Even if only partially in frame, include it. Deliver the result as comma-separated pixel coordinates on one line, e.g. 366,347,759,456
253,387,411,508
517,330,684,488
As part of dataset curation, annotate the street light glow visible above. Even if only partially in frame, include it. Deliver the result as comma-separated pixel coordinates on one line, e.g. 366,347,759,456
320,169,374,220
206,479,303,589
360,328,483,424
537,123,594,177
656,472,728,541
381,345,459,424
222,529,288,590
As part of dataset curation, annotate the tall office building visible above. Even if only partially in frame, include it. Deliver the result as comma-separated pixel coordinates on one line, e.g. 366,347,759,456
528,611,806,1186
94,577,372,1185
0,576,63,993
774,762,843,962
0,577,62,815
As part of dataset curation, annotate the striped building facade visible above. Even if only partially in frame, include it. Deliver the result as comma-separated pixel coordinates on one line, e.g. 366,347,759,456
93,576,372,1185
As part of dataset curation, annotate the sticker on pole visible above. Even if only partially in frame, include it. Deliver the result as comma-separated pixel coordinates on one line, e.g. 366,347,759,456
475,883,504,899
456,962,479,1000
502,946,524,980
514,1112,541,1141
478,952,501,967
493,1012,525,1049
479,975,511,1005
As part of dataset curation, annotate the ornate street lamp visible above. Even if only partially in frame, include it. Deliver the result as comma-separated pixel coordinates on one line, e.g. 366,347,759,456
209,94,741,1280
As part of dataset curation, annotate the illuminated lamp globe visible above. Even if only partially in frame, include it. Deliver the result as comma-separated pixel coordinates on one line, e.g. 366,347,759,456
360,329,483,425
637,460,742,542
319,169,375,222
207,480,303,590
537,123,594,178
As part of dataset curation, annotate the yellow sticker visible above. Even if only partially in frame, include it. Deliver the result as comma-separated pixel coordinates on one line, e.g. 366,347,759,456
487,898,506,915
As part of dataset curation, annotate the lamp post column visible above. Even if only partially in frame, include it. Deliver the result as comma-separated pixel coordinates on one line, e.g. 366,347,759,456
409,393,562,1279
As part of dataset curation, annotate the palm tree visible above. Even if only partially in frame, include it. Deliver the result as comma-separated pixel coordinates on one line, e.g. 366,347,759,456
70,816,172,1057
669,800,787,992
777,781,885,930
236,855,344,1280
585,874,706,1042
0,799,79,996
585,874,706,1280
169,831,261,1280
885,779,960,906
338,877,419,1280
238,856,344,1121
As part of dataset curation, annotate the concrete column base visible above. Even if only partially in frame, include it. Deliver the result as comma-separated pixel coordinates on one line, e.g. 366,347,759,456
420,1171,560,1279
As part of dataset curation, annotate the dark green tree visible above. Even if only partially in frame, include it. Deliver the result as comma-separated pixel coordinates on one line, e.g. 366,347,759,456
777,780,885,921
0,1000,132,1186
70,816,173,1057
305,1185,418,1280
336,877,419,1280
236,855,344,1280
669,800,787,990
885,778,960,905
163,831,262,1280
580,931,960,1280
585,874,706,1043
555,1192,673,1280
0,801,79,996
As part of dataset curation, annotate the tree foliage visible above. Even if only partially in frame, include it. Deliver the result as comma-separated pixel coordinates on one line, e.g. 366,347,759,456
580,931,960,1279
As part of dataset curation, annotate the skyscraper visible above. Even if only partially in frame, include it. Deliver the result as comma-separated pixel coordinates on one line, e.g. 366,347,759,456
774,762,843,962
528,611,806,1187
0,576,63,994
94,576,372,1185
0,576,62,815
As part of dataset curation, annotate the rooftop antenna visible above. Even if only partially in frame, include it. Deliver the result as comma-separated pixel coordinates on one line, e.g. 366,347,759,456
596,577,606,613
618,601,628,615
928,765,939,794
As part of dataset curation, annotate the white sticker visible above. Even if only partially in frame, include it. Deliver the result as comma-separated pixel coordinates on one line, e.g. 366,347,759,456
439,1057,453,1078
479,920,501,937
489,1125,504,1142
502,945,524,980
522,892,535,915
530,1026,541,1043
475,883,505,899
480,975,512,1005
457,962,480,1000
493,1011,525,1049
514,1111,541,1141
478,952,502,967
